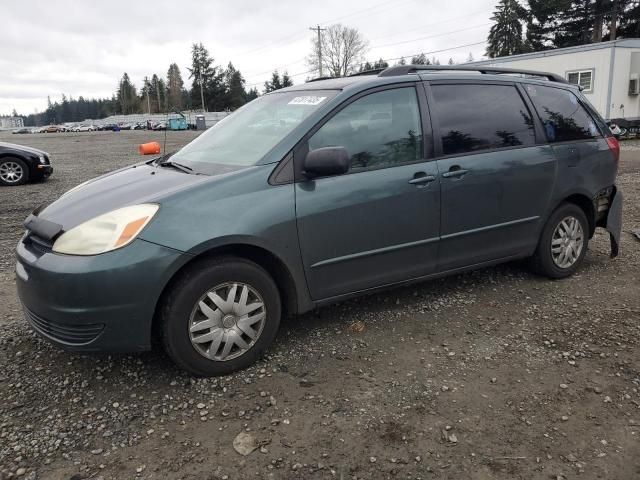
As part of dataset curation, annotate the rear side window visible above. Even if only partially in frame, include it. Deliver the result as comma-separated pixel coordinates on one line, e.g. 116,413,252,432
308,87,423,171
525,84,600,143
431,84,536,156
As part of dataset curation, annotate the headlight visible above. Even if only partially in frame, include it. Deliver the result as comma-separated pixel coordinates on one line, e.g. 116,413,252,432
38,154,46,164
52,204,159,255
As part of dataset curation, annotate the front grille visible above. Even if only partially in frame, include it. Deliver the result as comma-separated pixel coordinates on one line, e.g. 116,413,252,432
24,308,104,346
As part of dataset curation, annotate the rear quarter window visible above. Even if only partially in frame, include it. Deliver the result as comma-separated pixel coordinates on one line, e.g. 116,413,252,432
525,84,600,143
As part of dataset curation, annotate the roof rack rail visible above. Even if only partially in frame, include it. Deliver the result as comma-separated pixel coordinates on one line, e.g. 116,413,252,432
305,76,336,83
348,68,387,77
378,65,568,84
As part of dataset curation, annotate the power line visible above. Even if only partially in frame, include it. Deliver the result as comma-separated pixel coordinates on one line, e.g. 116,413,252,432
243,40,487,88
233,0,415,59
370,23,491,50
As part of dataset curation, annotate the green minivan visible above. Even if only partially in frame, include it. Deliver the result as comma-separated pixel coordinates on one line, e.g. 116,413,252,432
16,66,622,375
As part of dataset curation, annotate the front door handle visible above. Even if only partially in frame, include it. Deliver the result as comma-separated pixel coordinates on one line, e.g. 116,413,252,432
441,168,469,179
409,173,436,185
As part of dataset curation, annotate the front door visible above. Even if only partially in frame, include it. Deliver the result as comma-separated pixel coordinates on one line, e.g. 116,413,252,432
294,86,441,300
427,82,556,271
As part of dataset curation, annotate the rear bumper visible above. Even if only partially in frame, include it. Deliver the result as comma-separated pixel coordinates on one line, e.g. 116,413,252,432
605,187,623,257
16,238,187,352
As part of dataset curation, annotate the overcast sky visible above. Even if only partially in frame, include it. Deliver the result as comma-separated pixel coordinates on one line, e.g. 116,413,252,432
0,0,496,115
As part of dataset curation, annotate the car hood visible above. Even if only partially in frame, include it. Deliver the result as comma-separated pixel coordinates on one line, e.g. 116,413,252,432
0,141,47,156
36,163,227,230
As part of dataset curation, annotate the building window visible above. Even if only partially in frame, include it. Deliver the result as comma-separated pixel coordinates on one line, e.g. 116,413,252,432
567,70,593,93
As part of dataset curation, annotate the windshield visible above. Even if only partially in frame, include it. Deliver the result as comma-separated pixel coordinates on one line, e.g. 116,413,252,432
172,90,337,169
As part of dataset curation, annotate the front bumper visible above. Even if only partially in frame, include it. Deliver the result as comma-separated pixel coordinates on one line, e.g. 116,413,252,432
34,164,53,178
16,237,187,352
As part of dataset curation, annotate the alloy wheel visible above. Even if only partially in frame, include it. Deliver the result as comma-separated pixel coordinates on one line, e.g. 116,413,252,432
0,161,24,184
188,282,266,361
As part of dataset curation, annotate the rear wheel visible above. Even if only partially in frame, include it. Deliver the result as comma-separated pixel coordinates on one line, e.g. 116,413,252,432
160,256,281,376
531,203,589,278
0,157,29,186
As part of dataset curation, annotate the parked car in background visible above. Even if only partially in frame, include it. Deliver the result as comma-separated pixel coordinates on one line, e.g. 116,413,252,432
133,122,145,130
15,66,622,376
152,121,167,130
74,125,96,132
12,128,31,134
44,125,60,133
98,124,117,131
0,141,53,186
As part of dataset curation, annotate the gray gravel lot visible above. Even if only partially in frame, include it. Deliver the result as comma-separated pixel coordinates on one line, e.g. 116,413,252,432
0,131,639,479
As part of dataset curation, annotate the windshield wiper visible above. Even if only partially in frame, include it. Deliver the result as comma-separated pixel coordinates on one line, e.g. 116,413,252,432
158,159,193,174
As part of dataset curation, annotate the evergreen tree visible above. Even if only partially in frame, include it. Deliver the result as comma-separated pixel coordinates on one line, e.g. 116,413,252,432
396,57,407,65
117,73,137,114
282,71,293,88
264,70,283,93
188,43,224,111
487,0,528,57
411,53,429,65
166,63,185,110
223,63,247,110
553,0,609,48
373,58,389,69
246,87,259,102
359,61,374,72
617,0,640,38
448,57,455,65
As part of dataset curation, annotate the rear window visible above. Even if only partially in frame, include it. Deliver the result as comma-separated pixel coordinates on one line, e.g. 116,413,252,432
525,84,600,143
431,84,536,156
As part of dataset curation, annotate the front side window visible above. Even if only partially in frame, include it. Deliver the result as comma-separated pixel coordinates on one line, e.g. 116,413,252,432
308,87,423,171
172,90,337,170
567,70,593,92
526,84,600,143
431,84,536,156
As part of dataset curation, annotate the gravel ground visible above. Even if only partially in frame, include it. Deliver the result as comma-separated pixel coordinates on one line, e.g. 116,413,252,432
0,131,639,480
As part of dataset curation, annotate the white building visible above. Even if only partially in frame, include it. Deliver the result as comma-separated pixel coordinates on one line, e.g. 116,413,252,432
0,116,24,129
472,39,640,121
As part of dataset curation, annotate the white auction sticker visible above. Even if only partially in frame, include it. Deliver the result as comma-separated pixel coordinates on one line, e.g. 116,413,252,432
288,96,327,105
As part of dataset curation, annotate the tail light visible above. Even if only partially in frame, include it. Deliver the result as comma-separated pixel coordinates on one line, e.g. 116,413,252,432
606,136,620,162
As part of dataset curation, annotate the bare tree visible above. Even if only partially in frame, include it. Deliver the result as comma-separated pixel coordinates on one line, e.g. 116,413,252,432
306,24,369,77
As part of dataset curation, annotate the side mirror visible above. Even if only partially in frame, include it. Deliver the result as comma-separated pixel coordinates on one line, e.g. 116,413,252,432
303,146,350,178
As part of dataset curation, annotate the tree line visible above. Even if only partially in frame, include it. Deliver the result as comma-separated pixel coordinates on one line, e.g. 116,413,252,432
20,42,295,126
487,0,640,58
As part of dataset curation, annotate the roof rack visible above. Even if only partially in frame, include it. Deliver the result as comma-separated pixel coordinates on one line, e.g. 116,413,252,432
348,68,387,77
306,76,336,83
377,65,568,84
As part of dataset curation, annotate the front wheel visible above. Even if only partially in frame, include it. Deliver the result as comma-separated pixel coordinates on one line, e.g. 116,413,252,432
0,157,29,186
530,203,589,279
160,256,281,376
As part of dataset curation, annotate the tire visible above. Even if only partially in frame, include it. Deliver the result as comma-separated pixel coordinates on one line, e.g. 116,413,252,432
0,157,29,186
530,203,589,279
160,256,282,376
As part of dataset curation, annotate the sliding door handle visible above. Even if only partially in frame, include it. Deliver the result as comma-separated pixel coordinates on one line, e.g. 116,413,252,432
442,169,469,178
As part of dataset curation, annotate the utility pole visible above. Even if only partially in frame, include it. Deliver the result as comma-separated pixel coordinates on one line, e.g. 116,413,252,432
199,75,206,112
309,25,326,77
155,77,161,113
146,86,151,115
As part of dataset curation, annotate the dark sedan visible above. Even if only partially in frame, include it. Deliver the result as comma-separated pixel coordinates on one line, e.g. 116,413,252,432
0,142,53,186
